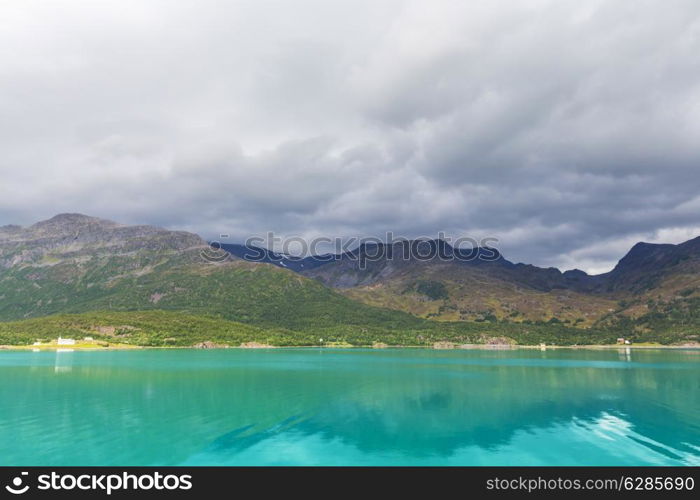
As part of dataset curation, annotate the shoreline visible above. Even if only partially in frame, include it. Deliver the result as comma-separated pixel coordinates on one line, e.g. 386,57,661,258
1,343,698,351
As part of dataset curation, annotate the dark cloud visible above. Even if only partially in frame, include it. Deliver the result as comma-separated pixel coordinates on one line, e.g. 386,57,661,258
1,0,699,273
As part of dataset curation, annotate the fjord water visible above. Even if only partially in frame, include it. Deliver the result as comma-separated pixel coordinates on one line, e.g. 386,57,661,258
0,348,698,466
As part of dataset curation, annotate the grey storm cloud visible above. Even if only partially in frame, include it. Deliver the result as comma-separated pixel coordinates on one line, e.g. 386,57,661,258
1,0,700,273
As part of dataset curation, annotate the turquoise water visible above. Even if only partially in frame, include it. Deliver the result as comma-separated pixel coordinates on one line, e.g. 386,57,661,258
0,348,698,466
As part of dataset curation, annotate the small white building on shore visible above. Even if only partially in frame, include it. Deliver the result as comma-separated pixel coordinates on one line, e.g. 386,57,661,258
57,337,76,346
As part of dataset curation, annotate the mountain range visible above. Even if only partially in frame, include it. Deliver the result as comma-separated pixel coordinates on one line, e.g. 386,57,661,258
1,214,698,347
224,236,700,326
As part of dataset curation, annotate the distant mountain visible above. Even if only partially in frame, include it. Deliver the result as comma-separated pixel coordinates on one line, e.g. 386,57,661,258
598,237,700,294
0,214,697,346
0,213,205,267
219,243,331,272
219,238,606,290
291,239,610,325
222,236,700,328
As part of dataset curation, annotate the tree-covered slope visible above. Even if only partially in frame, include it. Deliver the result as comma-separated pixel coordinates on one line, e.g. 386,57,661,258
0,309,624,347
0,310,269,347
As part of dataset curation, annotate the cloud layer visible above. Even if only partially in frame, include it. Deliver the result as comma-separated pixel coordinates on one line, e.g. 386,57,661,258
1,0,700,273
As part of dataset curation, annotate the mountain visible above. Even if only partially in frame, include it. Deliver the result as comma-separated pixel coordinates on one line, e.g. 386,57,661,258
590,237,700,340
300,240,616,325
598,237,700,294
5,214,599,347
218,239,609,324
0,213,207,319
0,213,205,268
223,237,700,331
0,214,698,347
0,214,412,328
219,243,331,272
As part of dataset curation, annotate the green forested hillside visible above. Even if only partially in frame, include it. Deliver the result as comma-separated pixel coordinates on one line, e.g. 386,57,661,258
0,309,622,347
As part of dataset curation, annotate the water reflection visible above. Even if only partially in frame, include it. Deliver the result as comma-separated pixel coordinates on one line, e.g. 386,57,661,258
54,350,74,374
183,410,700,466
618,347,632,362
0,348,698,465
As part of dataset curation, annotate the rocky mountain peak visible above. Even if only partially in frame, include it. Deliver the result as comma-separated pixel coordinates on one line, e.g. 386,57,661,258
0,214,208,269
28,213,119,237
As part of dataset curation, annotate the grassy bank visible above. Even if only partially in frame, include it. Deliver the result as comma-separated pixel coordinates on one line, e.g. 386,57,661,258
0,309,634,348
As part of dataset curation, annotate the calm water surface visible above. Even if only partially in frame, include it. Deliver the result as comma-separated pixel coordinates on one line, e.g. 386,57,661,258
0,348,698,465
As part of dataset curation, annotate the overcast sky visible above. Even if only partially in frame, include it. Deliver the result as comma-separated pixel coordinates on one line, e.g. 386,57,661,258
1,0,700,273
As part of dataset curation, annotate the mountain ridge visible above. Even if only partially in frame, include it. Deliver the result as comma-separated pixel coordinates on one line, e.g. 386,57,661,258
220,236,700,288
220,234,700,325
0,214,698,346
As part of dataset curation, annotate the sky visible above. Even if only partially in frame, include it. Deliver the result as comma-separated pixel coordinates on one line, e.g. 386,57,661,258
1,0,700,274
